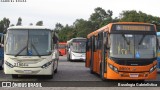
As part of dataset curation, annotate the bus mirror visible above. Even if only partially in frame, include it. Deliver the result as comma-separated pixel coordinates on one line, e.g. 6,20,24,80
47,50,52,55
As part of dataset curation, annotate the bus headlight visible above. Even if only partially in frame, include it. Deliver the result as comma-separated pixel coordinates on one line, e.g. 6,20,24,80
114,67,118,73
5,61,14,68
41,61,52,68
149,65,157,73
108,63,118,73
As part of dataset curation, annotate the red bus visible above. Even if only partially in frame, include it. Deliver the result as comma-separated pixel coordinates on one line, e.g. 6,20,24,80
59,42,67,56
86,22,157,80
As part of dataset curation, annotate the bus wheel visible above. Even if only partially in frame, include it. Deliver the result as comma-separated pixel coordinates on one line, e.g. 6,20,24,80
0,66,3,70
12,74,18,78
67,55,70,61
54,68,57,73
47,74,53,79
54,60,58,73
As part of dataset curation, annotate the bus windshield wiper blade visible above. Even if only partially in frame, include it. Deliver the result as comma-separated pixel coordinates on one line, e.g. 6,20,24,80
31,43,41,57
138,35,145,45
15,45,27,57
122,34,130,45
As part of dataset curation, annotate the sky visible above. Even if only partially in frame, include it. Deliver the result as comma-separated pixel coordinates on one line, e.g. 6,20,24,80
0,0,159,29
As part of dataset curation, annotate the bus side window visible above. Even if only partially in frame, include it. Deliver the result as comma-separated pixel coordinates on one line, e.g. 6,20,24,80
94,36,98,51
98,32,103,50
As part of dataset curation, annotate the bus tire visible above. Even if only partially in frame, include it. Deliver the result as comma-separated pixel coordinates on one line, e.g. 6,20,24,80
47,74,53,79
12,74,18,78
54,68,57,73
67,54,70,61
54,60,58,73
0,66,3,70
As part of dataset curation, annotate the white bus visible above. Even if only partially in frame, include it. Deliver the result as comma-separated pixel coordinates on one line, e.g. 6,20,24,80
67,37,86,61
4,26,59,79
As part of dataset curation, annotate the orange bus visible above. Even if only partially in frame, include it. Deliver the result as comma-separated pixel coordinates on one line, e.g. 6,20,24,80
59,42,67,56
86,22,157,80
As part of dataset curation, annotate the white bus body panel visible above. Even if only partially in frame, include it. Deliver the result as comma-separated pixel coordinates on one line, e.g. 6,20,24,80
70,51,86,61
4,53,57,75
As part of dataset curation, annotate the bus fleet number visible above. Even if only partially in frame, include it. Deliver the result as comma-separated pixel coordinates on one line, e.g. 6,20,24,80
14,63,28,67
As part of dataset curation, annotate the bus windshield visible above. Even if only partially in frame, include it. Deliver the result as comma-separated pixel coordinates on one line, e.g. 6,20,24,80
6,29,51,56
71,42,86,53
110,34,156,59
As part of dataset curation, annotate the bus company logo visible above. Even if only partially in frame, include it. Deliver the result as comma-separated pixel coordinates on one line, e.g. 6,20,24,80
2,82,12,87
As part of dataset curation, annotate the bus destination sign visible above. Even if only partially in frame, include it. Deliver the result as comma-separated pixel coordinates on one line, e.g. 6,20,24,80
115,25,153,31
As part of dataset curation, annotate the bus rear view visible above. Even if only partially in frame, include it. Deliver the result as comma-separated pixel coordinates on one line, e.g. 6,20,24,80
4,26,59,79
59,42,67,56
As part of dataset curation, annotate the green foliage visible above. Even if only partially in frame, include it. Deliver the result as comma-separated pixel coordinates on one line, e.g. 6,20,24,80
36,21,43,26
120,10,160,31
16,17,22,26
57,7,115,41
0,17,10,33
57,24,74,42
56,9,160,41
89,7,113,28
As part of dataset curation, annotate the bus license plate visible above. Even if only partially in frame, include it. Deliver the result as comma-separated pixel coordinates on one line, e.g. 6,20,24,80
130,73,139,77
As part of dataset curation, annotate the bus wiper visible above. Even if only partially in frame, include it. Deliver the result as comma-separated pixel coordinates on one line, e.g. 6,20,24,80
31,43,41,57
15,45,27,57
122,34,130,45
138,35,145,45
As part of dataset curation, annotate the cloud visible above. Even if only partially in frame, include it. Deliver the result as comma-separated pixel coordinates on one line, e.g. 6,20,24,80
0,0,160,28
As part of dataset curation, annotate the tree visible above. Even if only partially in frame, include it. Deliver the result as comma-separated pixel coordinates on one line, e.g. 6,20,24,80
89,7,113,29
10,24,15,27
54,23,64,33
119,10,160,31
58,24,74,41
36,21,43,26
16,17,22,26
73,19,94,37
29,23,33,26
0,17,10,33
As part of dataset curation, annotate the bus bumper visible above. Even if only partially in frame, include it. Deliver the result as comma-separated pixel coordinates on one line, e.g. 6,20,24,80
4,64,54,75
104,69,157,80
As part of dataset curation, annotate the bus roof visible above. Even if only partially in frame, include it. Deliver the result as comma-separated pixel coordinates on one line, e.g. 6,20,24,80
67,37,86,43
87,22,155,38
8,26,52,30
